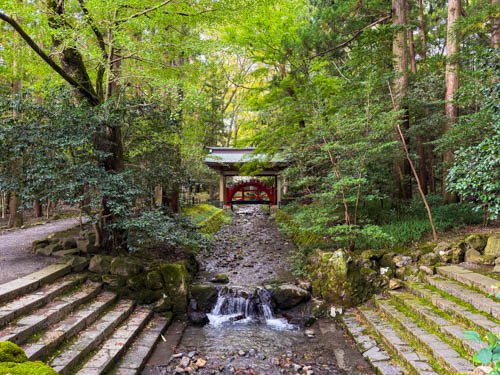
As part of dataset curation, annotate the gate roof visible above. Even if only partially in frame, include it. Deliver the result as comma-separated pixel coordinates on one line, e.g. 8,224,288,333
204,147,288,176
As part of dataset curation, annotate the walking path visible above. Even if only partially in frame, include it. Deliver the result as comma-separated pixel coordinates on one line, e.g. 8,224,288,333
0,218,81,284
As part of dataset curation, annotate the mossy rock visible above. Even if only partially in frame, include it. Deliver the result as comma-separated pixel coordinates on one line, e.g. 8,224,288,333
209,274,229,284
110,257,143,277
360,267,377,275
379,253,396,269
160,263,190,315
102,274,126,288
31,239,49,251
0,341,28,363
271,284,310,310
89,255,113,274
145,271,163,290
154,297,173,313
419,252,440,266
190,285,218,312
127,275,145,291
465,234,488,252
60,238,77,249
485,235,500,257
0,361,58,375
131,290,163,305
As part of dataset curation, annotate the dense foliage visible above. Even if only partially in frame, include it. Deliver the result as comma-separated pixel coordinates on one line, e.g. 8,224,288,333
0,0,498,253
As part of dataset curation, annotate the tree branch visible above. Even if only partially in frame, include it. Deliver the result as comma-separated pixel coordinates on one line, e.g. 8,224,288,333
116,0,174,24
0,11,99,105
312,15,391,59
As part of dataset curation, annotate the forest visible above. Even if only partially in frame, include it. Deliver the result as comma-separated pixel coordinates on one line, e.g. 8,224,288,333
0,0,498,253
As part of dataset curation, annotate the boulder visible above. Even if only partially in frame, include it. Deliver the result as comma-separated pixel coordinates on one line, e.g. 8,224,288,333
89,255,113,274
160,263,191,315
36,243,63,256
271,284,310,310
465,234,488,253
52,249,80,258
485,235,500,257
31,238,50,252
110,257,143,277
450,246,466,264
190,284,218,312
188,312,209,326
60,238,77,249
380,253,396,269
393,255,412,268
102,274,126,288
145,270,164,290
360,250,383,261
76,238,98,254
389,278,403,290
494,264,500,273
127,275,145,291
465,249,483,264
57,255,89,272
419,252,440,266
0,341,28,363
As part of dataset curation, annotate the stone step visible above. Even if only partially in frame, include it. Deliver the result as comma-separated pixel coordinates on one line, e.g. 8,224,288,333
23,291,117,361
50,299,135,375
0,263,72,304
376,297,475,374
75,306,153,375
111,315,171,375
343,311,408,375
407,282,500,336
389,290,486,357
0,274,87,328
0,281,101,345
437,265,499,296
426,275,500,319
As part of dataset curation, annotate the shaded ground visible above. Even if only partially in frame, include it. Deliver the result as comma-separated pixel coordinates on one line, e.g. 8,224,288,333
0,217,81,284
151,206,374,375
196,205,296,287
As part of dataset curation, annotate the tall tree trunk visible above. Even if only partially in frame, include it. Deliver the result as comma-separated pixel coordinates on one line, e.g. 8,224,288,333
1,192,6,219
392,0,412,201
443,0,461,204
33,199,43,217
417,0,427,63
9,8,23,228
493,0,499,48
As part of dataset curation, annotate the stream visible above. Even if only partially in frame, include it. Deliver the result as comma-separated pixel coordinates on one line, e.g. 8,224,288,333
167,206,374,375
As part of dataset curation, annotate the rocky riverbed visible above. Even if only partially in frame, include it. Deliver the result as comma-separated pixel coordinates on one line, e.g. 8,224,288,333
159,205,374,375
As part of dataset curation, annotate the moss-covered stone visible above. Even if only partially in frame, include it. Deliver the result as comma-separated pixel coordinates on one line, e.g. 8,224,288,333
160,263,190,315
271,284,310,310
153,297,173,313
102,274,126,288
419,252,440,266
379,253,396,269
110,257,143,277
127,275,145,291
465,234,488,252
360,250,383,261
0,361,58,375
209,274,229,284
89,255,113,274
31,239,49,252
0,341,28,363
190,285,218,312
131,289,163,305
465,248,483,264
485,235,500,257
145,271,164,290
308,249,375,307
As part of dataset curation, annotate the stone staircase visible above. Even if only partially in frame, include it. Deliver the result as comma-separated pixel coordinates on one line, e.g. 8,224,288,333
344,265,500,375
0,264,171,375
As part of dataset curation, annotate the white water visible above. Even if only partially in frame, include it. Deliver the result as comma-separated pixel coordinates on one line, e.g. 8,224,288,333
208,287,295,331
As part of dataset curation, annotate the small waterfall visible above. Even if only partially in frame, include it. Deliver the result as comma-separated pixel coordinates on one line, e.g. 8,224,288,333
208,287,274,322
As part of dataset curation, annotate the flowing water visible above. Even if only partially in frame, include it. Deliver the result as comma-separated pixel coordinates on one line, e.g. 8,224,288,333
169,206,374,375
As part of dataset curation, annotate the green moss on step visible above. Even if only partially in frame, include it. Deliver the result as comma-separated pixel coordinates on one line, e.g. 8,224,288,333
0,342,28,363
0,361,58,375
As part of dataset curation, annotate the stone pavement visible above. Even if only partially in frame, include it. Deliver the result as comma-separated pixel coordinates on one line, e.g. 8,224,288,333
0,217,81,284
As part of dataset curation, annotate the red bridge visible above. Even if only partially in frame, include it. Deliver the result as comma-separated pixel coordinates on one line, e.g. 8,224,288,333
226,179,275,206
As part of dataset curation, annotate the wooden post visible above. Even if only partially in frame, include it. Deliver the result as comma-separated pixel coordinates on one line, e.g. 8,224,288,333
277,177,282,207
219,173,226,207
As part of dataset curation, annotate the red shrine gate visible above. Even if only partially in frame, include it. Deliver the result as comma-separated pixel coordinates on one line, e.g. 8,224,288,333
225,179,275,206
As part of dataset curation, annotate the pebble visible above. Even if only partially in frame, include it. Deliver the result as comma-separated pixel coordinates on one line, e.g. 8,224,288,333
188,351,197,358
180,356,190,368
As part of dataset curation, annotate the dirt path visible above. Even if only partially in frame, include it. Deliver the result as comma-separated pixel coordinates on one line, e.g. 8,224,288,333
0,218,81,284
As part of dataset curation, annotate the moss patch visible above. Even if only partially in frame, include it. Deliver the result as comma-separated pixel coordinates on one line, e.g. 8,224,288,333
160,263,190,316
0,342,28,363
0,361,58,375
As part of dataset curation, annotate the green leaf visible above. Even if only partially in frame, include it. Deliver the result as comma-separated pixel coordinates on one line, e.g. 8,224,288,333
464,330,482,342
474,348,493,365
487,332,499,346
